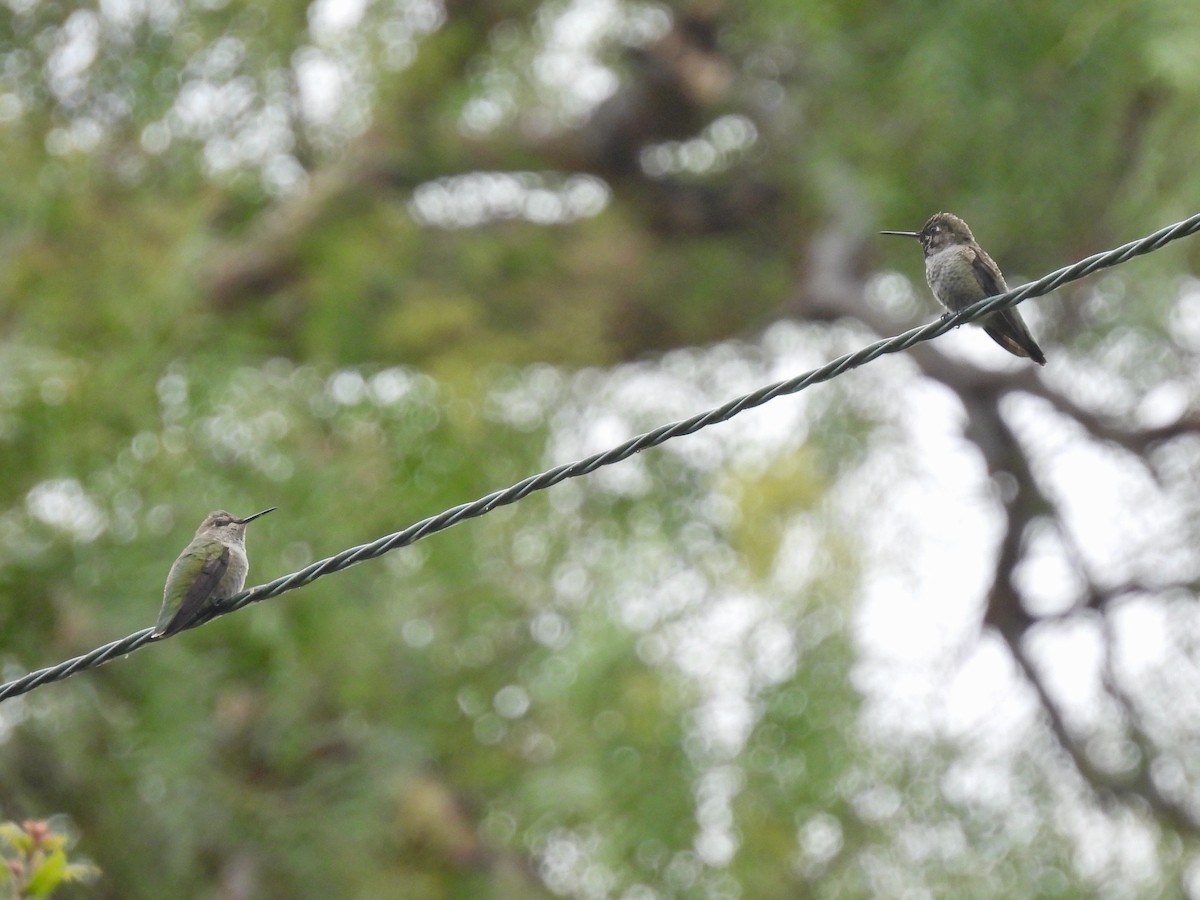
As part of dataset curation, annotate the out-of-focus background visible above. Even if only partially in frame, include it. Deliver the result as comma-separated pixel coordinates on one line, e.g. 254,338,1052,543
2,1,1200,896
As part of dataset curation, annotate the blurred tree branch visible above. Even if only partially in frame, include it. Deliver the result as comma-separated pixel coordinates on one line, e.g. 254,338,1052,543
796,216,1200,838
203,7,780,318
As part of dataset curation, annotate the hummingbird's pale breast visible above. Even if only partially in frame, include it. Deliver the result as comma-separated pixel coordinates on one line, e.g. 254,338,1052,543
210,540,249,598
924,245,996,313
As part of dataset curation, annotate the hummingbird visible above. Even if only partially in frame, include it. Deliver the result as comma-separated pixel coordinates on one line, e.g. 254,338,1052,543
881,212,1046,365
152,507,276,638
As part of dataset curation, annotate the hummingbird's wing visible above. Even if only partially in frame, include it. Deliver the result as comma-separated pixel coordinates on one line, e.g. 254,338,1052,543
982,312,1048,365
154,541,232,637
967,246,1048,365
966,245,1008,297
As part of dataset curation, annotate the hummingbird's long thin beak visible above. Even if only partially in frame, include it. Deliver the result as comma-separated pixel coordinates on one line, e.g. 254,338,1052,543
237,507,277,525
879,230,920,237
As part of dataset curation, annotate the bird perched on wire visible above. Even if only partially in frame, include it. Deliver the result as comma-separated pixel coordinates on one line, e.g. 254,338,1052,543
881,212,1046,365
153,508,276,638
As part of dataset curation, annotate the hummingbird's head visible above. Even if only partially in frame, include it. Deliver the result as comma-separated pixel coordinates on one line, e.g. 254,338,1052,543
917,212,974,254
195,507,276,540
881,212,975,256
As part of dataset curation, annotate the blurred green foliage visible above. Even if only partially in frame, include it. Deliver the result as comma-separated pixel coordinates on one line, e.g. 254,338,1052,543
0,0,1195,897
0,819,98,898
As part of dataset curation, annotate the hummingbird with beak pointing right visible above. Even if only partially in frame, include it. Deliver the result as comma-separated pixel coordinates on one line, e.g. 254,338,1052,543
881,212,1046,365
153,507,276,638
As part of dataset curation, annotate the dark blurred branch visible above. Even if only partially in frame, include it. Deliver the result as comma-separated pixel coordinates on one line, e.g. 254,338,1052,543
205,157,369,309
979,408,1200,834
204,3,507,309
531,9,781,235
204,7,779,312
1006,369,1200,456
962,397,1042,637
546,15,729,179
1097,612,1200,832
1006,642,1200,834
797,218,1200,836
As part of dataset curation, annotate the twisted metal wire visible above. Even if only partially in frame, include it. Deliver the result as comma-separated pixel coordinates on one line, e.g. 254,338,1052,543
3,212,1199,704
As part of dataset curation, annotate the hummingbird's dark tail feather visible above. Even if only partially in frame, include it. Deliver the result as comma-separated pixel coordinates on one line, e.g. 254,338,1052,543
982,310,1047,366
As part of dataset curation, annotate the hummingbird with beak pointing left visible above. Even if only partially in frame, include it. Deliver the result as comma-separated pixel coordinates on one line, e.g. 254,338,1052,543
153,507,276,638
881,212,1046,365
